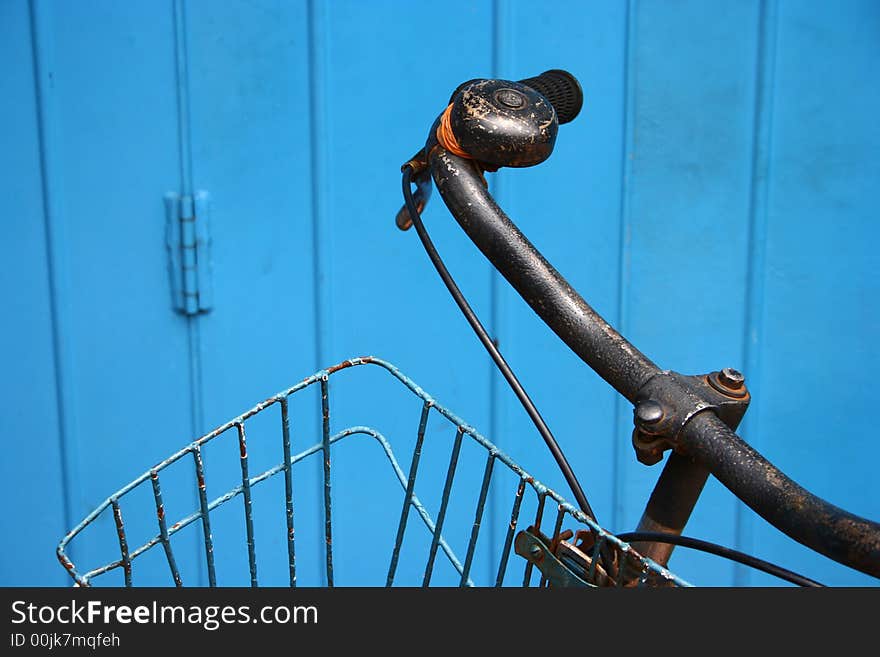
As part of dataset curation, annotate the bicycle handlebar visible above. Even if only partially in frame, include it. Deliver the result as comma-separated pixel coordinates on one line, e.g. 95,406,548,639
681,412,880,577
413,70,880,579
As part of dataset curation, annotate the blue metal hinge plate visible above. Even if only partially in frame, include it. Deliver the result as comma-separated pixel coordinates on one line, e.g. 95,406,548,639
164,191,213,315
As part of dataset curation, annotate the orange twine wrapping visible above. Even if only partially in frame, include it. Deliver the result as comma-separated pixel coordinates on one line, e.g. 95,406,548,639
436,104,472,159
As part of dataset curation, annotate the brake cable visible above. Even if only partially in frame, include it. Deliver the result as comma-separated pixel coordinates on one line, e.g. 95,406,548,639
401,165,598,524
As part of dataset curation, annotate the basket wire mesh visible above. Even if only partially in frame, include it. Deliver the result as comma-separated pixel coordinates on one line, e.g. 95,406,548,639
56,357,691,588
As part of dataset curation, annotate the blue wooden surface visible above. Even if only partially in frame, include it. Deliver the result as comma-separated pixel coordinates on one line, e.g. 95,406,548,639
2,0,877,587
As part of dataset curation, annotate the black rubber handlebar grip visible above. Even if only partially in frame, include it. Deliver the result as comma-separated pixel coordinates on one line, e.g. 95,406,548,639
518,69,583,124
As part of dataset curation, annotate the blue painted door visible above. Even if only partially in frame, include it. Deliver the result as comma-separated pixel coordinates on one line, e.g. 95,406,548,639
2,0,877,587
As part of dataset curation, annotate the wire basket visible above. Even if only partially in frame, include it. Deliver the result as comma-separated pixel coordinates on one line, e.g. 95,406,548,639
57,356,690,588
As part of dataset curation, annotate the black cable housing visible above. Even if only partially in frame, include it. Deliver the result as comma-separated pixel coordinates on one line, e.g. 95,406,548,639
402,165,598,524
616,531,823,587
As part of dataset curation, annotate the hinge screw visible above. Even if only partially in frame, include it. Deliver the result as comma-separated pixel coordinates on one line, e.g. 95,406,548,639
528,544,544,560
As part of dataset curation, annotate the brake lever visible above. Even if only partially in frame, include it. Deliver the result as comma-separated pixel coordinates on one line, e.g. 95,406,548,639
395,148,433,231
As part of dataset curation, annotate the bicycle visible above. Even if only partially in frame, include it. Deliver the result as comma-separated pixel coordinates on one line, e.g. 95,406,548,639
56,69,880,588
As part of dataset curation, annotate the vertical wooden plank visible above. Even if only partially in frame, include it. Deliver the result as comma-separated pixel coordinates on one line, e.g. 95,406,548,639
181,0,317,586
0,0,67,586
184,0,317,411
620,0,762,585
748,0,879,586
31,0,196,584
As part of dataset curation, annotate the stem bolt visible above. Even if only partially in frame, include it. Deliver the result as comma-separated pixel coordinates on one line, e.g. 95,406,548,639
635,400,664,426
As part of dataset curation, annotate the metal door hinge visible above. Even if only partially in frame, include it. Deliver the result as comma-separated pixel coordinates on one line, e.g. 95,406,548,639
165,191,213,315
